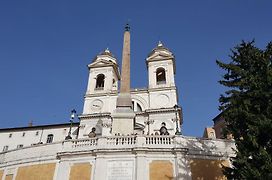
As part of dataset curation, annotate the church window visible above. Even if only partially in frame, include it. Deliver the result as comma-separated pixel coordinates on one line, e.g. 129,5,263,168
2,145,8,152
46,134,54,143
132,101,143,112
112,79,116,87
156,68,166,85
95,74,105,90
136,103,142,112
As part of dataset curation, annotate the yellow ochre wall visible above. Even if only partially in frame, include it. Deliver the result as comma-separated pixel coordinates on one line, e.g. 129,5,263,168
149,160,173,180
190,158,229,180
69,163,92,180
5,175,13,180
0,170,3,180
15,163,56,180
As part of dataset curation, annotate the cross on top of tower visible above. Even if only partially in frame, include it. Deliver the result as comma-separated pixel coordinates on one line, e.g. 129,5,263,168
158,41,163,47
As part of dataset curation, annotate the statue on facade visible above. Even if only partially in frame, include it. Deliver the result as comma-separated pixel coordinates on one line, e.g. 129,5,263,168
159,122,169,135
88,127,96,138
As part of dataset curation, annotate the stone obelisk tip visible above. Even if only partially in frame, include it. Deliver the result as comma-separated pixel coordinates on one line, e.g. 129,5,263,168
125,23,130,31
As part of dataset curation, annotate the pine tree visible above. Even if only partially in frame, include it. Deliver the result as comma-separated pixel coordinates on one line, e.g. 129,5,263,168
216,41,272,179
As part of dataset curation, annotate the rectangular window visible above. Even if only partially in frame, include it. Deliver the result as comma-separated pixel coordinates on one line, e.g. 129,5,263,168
35,131,39,136
2,145,9,152
17,144,23,149
22,132,25,137
9,133,12,138
46,134,54,143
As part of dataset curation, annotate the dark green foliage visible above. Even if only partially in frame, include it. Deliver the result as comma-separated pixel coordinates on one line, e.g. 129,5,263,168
217,41,272,179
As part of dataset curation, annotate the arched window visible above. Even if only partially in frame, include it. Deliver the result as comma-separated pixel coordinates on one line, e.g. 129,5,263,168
132,101,143,112
156,68,166,85
46,134,54,143
95,74,105,90
112,79,116,87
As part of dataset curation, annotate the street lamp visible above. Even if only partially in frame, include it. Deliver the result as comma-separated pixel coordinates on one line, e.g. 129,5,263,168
174,105,181,135
65,109,76,140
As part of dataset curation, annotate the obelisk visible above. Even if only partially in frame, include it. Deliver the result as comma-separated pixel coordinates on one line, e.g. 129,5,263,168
112,24,135,135
116,23,133,107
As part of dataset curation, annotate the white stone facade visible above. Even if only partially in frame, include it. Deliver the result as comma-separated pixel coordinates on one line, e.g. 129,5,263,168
0,135,235,180
80,42,181,138
0,39,235,180
0,124,79,153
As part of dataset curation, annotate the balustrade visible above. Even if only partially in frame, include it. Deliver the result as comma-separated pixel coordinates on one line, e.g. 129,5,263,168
145,136,173,145
66,135,173,150
71,138,98,148
0,135,235,166
107,136,136,146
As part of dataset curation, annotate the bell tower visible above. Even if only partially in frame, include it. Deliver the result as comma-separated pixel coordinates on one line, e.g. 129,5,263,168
146,41,176,89
78,49,120,138
85,49,120,96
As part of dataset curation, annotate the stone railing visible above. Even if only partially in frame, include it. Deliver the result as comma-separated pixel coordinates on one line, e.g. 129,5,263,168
61,135,235,157
145,136,173,145
0,135,235,167
107,136,137,146
71,138,98,148
63,135,175,151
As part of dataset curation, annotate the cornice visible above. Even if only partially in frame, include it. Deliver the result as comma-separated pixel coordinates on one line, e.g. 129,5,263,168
84,86,177,97
79,113,112,120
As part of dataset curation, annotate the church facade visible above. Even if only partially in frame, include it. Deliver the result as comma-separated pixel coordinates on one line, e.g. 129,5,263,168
0,26,234,180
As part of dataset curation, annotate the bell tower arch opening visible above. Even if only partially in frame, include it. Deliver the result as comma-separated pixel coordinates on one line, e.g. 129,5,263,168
95,74,105,90
156,67,166,85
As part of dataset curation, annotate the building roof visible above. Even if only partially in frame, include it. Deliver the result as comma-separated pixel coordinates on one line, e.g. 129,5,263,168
212,111,224,124
0,122,80,132
147,41,173,58
99,48,115,57
92,48,118,64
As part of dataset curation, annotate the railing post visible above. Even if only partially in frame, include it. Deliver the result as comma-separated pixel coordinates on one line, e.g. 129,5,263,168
62,140,72,151
97,136,107,148
136,136,146,148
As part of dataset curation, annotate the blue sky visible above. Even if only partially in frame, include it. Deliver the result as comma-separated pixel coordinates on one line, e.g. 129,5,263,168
0,0,271,137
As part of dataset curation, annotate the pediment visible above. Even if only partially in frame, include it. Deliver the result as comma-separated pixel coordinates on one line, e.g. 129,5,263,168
146,52,174,62
88,59,116,68
88,59,120,79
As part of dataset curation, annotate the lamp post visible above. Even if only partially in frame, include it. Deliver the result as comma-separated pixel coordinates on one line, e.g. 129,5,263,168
65,109,76,140
174,105,181,135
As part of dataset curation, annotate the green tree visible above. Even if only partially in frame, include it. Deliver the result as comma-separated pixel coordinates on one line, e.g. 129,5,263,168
217,41,272,179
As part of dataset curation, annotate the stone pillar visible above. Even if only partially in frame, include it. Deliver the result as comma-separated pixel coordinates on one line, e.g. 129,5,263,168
93,156,107,180
175,150,192,179
135,153,148,180
54,161,70,180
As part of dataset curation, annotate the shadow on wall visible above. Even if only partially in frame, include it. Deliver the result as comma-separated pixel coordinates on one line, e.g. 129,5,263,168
190,159,229,180
175,137,233,179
